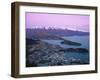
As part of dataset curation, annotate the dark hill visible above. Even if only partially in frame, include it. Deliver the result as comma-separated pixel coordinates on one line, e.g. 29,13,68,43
26,28,89,39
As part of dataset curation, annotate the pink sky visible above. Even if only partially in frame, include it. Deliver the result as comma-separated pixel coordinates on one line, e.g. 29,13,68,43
26,12,90,32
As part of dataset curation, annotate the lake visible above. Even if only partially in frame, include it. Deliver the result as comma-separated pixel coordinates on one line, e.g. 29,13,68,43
42,36,89,64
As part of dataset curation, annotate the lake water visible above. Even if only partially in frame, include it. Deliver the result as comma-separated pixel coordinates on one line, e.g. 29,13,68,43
42,36,89,64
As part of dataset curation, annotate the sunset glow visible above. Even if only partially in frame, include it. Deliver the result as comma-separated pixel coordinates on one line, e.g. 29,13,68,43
26,12,90,32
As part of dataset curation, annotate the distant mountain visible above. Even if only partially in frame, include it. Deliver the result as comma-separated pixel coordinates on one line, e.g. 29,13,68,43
26,28,89,39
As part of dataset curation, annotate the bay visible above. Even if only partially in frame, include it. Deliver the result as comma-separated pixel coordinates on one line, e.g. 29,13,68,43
42,35,89,64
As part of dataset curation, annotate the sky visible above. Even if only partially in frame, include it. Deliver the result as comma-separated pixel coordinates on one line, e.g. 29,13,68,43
26,12,90,32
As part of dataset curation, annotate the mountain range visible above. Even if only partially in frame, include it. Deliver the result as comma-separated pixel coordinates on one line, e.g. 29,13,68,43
26,28,89,39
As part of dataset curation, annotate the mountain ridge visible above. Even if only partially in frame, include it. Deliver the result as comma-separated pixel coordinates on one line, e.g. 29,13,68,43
26,28,89,39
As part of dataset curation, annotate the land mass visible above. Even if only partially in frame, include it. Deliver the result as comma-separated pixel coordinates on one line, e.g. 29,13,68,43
26,28,89,39
26,28,89,67
61,40,81,46
26,39,89,67
59,48,88,53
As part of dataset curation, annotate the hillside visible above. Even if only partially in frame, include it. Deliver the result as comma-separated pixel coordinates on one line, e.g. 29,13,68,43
26,28,89,39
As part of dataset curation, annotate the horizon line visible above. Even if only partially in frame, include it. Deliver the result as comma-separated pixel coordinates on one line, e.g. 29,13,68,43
26,27,89,33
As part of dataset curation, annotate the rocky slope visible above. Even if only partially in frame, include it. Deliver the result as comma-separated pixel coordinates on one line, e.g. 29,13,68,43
26,39,89,67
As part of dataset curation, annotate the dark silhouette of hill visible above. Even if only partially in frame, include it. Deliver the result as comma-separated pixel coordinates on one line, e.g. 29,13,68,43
26,28,89,39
